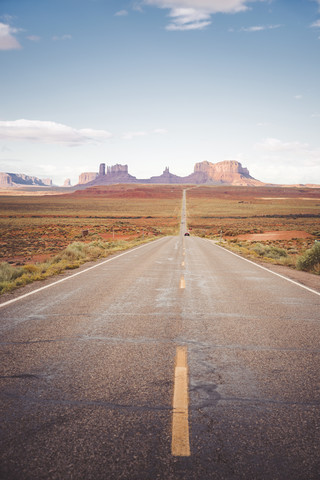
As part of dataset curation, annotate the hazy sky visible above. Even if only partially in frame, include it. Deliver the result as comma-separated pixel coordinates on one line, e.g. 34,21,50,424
1,0,320,186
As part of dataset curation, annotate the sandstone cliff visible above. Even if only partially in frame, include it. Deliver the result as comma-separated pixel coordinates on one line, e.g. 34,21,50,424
42,178,52,186
193,160,263,186
148,167,185,184
0,172,52,186
0,173,12,186
77,164,137,186
78,172,98,184
76,160,263,187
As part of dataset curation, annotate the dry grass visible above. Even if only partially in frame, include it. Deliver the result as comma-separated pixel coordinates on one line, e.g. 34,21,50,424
1,184,319,295
0,237,155,294
0,184,184,265
186,185,320,273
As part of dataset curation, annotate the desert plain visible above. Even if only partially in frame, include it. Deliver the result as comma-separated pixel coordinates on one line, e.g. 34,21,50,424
0,184,319,293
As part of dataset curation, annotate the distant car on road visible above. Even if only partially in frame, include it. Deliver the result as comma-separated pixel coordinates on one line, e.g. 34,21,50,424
184,232,190,236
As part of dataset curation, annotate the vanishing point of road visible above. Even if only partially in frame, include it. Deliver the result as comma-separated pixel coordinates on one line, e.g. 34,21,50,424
1,190,319,479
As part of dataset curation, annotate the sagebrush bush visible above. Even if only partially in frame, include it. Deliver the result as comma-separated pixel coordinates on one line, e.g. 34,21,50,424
0,262,24,282
296,243,320,273
252,244,287,259
252,243,265,256
267,246,287,259
0,237,153,295
23,264,40,274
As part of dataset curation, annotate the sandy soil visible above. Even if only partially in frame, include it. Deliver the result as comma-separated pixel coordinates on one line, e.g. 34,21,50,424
0,188,68,196
234,230,314,241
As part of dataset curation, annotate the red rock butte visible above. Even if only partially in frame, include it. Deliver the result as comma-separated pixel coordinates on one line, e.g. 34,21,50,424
77,160,264,187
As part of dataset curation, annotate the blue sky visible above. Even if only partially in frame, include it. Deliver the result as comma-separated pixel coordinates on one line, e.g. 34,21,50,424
1,0,320,186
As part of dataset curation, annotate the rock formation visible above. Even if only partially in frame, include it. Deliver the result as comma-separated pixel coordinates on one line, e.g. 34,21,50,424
42,178,53,186
107,164,128,175
99,163,105,176
0,172,52,186
78,172,98,185
78,164,137,186
0,173,13,186
63,178,72,187
76,161,262,187
148,167,185,184
193,160,263,186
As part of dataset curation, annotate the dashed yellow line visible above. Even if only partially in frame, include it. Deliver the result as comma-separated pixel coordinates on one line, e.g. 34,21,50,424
179,275,186,289
172,346,190,456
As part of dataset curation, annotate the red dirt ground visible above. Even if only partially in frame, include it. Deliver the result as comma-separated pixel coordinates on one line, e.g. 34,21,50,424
232,230,314,241
67,184,185,199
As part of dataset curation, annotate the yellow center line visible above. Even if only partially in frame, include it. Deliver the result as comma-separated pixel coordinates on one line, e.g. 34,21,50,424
172,346,190,457
179,275,186,289
181,260,185,267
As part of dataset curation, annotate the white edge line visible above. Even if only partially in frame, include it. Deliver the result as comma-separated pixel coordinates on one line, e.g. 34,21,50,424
0,238,166,309
207,240,320,297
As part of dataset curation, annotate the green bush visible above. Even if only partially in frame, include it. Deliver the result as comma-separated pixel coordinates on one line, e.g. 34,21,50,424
296,243,320,273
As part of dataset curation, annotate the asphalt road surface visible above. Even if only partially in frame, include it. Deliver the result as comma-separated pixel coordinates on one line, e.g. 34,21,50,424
1,193,320,479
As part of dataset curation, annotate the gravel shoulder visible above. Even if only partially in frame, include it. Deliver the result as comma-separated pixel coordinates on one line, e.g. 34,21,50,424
254,260,320,293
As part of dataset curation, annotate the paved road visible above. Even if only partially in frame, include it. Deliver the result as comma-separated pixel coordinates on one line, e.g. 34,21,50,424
1,193,320,479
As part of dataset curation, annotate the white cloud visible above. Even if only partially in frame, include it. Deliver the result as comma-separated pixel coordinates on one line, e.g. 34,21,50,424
143,0,252,14
115,10,129,16
255,137,320,164
166,8,211,30
142,0,264,30
311,19,320,27
250,137,320,184
122,131,148,140
294,94,302,100
0,120,113,145
0,22,21,50
240,24,281,32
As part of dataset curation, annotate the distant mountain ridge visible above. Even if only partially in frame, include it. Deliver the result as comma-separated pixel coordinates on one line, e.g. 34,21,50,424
2,161,318,188
0,172,52,187
78,160,264,187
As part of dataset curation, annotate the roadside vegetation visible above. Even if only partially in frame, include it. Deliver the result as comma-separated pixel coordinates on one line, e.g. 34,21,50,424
0,237,156,295
1,184,319,296
186,185,320,275
218,239,320,274
296,242,320,273
0,185,183,295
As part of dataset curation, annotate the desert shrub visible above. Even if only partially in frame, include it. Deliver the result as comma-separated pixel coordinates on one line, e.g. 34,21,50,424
296,243,320,273
252,244,287,259
267,246,287,259
0,236,155,295
52,242,87,264
0,262,24,282
23,264,40,274
63,242,87,260
252,243,265,256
